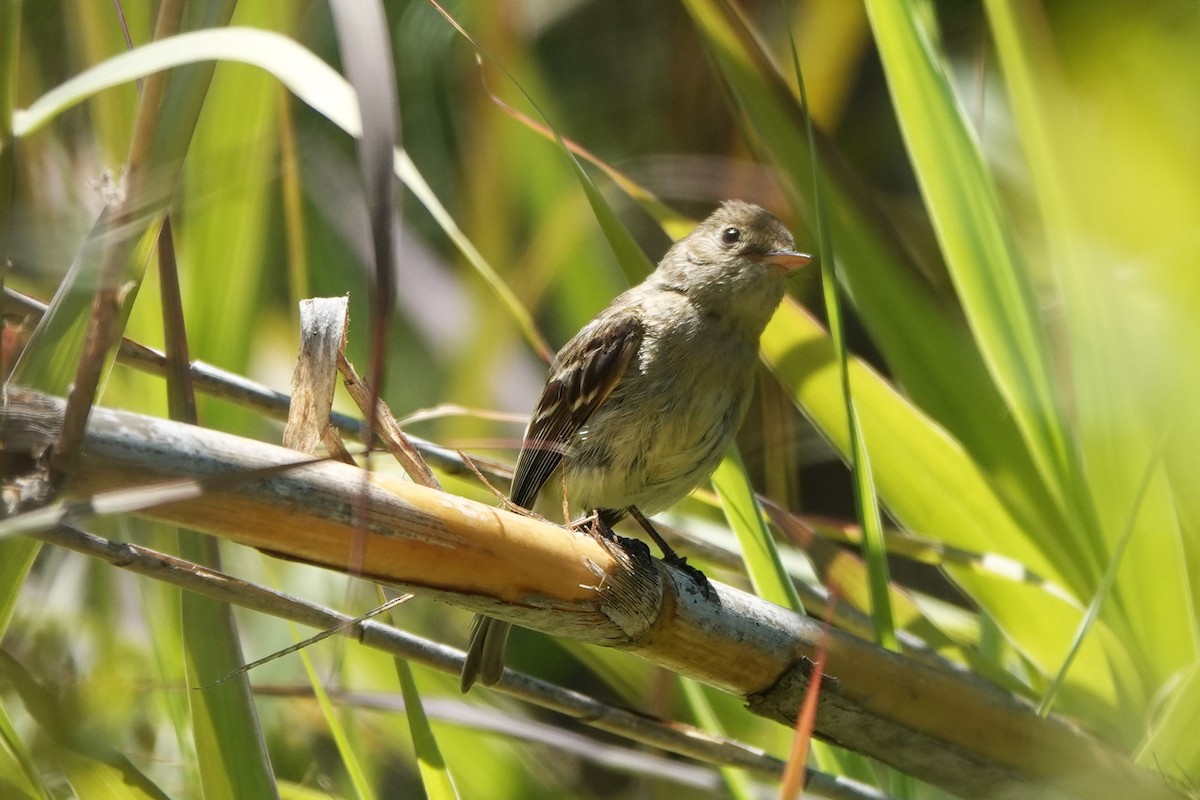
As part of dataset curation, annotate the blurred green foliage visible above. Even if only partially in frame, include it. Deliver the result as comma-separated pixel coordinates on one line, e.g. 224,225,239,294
3,1,1199,798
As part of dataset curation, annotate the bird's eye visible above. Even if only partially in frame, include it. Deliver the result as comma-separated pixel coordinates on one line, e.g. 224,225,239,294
720,227,741,246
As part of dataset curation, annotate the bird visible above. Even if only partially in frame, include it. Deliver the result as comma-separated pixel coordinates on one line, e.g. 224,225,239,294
460,200,811,692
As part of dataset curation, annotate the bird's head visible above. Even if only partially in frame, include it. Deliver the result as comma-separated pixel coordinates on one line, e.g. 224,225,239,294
653,200,812,331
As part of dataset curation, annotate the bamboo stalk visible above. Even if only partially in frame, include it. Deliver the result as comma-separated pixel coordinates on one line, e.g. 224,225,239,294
0,387,1180,800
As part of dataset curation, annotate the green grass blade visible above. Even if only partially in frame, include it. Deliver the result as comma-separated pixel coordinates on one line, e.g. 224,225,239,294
0,537,42,723
569,160,655,284
790,37,895,650
985,0,1200,700
179,532,278,800
0,0,17,233
395,660,458,800
1136,660,1200,776
54,751,171,800
0,699,48,800
842,412,895,650
0,540,39,635
1038,452,1162,715
297,639,375,800
428,0,655,285
861,1,1086,558
0,650,171,800
680,0,1083,593
11,26,550,364
133,538,198,794
760,298,1136,729
677,2,991,439
712,447,802,612
11,220,158,393
679,679,755,800
12,29,345,139
392,150,552,362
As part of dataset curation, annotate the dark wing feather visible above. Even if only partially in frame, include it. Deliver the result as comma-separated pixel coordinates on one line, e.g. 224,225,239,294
509,311,644,509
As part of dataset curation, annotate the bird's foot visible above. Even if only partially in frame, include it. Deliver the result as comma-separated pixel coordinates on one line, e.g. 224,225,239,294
663,551,713,600
625,507,713,600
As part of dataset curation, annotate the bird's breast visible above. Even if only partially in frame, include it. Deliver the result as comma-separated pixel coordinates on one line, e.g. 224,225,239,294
562,318,758,514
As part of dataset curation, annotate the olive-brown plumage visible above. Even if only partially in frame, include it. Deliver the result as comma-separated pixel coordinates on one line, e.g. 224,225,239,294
461,200,810,691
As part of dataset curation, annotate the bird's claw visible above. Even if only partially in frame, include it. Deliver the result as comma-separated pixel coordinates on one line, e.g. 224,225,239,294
616,534,651,560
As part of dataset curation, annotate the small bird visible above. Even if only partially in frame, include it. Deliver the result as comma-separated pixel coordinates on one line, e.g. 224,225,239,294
460,200,811,692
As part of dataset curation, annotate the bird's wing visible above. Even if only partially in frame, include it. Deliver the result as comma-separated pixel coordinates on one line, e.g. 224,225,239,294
509,310,645,509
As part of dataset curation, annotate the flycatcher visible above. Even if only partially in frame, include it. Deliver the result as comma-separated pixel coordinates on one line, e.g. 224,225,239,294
461,200,811,691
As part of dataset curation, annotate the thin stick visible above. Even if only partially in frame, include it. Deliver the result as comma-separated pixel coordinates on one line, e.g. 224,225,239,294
31,523,797,784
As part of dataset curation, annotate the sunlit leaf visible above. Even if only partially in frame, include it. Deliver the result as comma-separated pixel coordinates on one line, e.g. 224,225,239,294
713,447,801,612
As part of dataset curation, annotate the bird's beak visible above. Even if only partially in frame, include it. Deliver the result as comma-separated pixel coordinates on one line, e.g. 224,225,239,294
759,249,813,272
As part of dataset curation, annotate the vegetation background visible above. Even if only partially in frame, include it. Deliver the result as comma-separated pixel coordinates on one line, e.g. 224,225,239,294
3,0,1198,798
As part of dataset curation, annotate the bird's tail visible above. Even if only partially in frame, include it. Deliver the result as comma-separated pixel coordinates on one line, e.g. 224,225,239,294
460,614,512,692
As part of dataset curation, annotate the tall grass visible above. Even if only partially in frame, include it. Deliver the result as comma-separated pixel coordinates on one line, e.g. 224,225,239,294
3,1,1197,797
